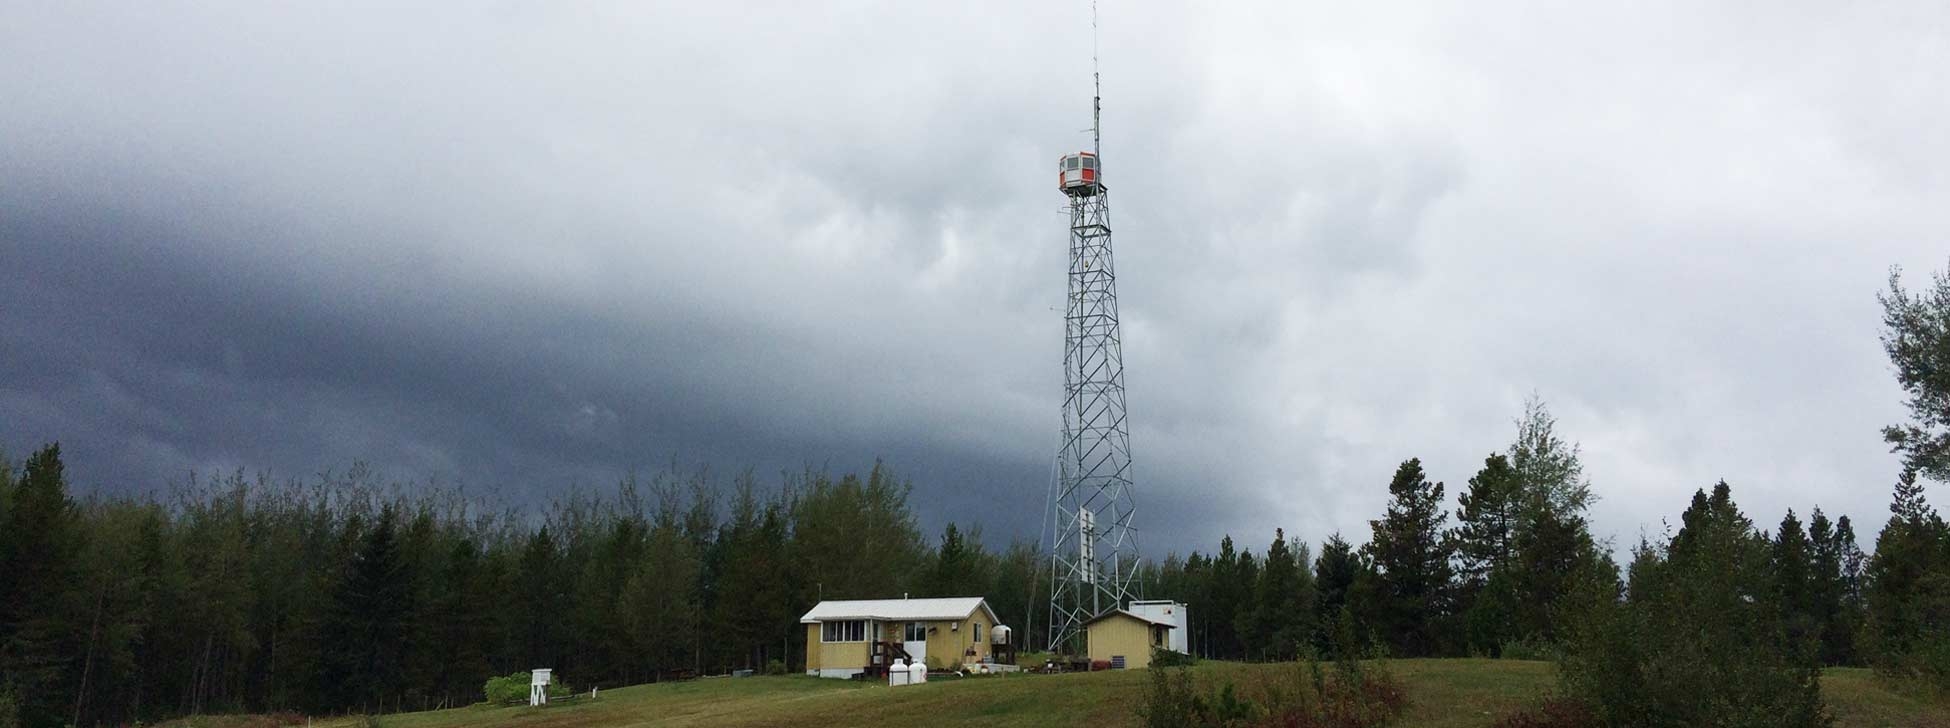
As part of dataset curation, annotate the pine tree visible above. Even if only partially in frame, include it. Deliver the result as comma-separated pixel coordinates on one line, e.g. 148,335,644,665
0,445,83,727
1451,453,1520,589
1312,533,1361,653
1806,508,1859,665
1364,458,1454,657
1879,262,1950,480
1231,548,1260,659
1450,453,1523,654
1865,468,1950,682
514,526,566,672
330,504,414,711
1562,481,1827,727
926,523,985,598
1834,515,1867,616
1243,529,1313,660
1772,509,1818,657
1205,537,1244,659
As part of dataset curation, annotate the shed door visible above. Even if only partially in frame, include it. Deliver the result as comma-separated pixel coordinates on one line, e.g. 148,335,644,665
903,622,928,665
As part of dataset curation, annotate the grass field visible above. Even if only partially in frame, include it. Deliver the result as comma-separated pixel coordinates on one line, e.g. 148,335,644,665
259,660,1946,728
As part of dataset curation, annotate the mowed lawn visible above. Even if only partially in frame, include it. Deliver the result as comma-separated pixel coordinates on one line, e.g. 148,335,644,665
303,660,1944,728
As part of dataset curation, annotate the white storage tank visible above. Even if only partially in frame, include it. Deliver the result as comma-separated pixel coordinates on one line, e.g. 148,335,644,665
889,658,910,687
908,660,927,684
990,624,1012,646
1128,600,1190,655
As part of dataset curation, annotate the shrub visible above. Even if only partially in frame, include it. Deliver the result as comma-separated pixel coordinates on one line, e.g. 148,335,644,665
483,673,528,705
1152,647,1198,668
1491,696,1599,728
1135,657,1409,728
764,659,787,676
1556,484,1832,728
0,687,18,728
1497,636,1559,662
483,671,572,705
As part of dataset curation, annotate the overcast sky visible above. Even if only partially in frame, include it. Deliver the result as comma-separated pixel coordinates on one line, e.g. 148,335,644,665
3,1,1947,557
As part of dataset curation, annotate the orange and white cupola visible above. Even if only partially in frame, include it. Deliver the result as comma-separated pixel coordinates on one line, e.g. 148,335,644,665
1057,152,1100,195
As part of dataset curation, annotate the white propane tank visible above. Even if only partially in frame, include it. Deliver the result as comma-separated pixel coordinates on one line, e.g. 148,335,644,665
908,660,928,685
889,658,909,687
991,624,1012,645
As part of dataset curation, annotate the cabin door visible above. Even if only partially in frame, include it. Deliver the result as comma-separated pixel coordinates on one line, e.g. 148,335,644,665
903,621,928,665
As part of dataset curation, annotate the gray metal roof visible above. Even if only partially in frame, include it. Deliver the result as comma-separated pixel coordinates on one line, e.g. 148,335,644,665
799,596,998,624
1083,608,1178,629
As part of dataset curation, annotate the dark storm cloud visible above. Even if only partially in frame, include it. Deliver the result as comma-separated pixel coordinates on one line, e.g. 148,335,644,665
4,1,1949,557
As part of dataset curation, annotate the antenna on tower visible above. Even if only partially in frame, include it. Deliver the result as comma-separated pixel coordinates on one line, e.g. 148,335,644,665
1092,0,1102,169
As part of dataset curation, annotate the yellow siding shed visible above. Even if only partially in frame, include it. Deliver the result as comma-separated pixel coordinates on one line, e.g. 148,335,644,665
1084,609,1173,669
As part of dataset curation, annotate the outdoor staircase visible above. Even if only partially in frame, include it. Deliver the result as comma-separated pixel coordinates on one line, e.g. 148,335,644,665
862,640,913,678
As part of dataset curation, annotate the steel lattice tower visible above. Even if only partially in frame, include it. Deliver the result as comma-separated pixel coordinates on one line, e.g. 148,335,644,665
1047,43,1140,653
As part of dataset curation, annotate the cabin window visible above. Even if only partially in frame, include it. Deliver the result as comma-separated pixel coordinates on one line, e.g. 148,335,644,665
972,622,982,642
1082,156,1096,169
822,620,866,642
1067,157,1080,170
904,622,927,642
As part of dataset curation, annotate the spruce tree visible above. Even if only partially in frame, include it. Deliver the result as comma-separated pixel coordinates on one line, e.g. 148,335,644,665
1244,529,1313,660
1865,468,1950,682
329,504,413,711
1806,508,1860,665
1231,549,1260,659
0,445,83,727
1364,458,1454,657
1450,454,1523,653
1562,481,1827,727
1452,453,1520,588
1206,537,1244,659
1772,509,1818,656
1312,533,1361,653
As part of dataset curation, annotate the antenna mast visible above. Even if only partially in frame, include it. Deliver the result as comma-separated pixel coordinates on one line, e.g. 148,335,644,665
1092,0,1101,162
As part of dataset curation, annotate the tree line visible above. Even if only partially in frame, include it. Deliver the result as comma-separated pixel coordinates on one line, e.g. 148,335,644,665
6,261,1950,727
0,457,1049,727
1147,400,1872,666
1136,262,1950,723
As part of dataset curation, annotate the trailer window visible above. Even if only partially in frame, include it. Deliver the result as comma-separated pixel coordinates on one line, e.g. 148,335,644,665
822,620,866,642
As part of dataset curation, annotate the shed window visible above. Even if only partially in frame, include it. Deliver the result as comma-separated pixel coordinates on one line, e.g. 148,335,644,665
904,622,927,642
972,622,982,642
822,620,866,642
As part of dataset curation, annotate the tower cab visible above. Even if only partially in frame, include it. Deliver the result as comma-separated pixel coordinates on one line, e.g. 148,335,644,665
1058,152,1101,195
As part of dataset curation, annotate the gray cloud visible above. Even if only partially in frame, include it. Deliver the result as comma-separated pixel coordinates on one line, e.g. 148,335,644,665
3,1,1947,556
